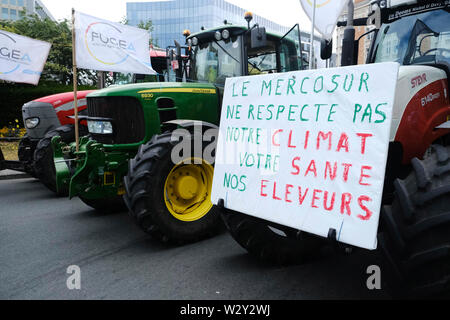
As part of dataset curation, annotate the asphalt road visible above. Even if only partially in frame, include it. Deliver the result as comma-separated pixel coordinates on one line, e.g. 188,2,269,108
0,177,390,300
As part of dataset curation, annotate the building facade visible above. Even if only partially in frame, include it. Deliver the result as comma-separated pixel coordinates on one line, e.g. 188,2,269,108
127,0,315,50
0,0,54,21
332,0,372,66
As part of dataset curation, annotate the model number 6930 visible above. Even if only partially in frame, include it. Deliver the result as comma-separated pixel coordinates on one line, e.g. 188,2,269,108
141,93,154,99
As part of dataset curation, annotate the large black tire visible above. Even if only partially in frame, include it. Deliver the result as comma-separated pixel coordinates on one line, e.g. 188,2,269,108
221,209,324,264
378,144,450,297
124,132,221,244
18,135,36,177
79,196,126,213
34,124,87,196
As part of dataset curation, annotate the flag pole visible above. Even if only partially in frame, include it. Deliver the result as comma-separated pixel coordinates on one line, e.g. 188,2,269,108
71,8,79,153
309,0,316,69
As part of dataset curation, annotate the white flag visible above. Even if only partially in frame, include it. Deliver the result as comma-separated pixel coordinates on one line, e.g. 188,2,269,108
74,11,156,75
300,0,350,39
0,30,51,85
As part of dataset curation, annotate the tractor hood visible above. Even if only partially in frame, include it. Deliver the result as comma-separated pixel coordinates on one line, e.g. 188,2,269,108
390,65,448,139
87,82,218,98
391,65,450,162
84,80,220,147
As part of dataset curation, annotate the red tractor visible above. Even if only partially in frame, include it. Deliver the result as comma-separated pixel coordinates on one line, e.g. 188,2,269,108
220,0,450,296
24,90,94,192
0,90,93,180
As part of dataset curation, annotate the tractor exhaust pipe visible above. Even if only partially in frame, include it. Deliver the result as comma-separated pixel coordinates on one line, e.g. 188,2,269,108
341,1,356,66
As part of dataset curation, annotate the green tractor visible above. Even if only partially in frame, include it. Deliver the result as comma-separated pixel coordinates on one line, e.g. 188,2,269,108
53,13,305,244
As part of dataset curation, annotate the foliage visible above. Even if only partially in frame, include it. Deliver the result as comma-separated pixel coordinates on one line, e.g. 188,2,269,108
0,119,26,138
121,16,158,46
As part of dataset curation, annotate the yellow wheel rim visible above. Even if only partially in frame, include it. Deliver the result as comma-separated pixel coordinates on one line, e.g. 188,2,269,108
164,158,214,222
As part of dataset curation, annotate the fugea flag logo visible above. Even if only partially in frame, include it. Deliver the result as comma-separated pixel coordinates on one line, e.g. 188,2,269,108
74,11,156,75
300,0,350,39
0,31,51,85
85,21,136,66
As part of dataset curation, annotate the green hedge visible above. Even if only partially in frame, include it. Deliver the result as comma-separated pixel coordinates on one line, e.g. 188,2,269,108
0,82,95,128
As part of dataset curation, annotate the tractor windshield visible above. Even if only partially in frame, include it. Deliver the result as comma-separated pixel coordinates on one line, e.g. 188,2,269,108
108,55,169,86
112,73,160,85
372,9,450,66
190,36,242,87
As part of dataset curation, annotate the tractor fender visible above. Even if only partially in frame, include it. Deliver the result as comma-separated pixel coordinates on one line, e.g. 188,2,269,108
395,102,450,163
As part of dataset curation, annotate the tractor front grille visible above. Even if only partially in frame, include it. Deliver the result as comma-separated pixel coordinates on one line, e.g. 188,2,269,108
87,96,145,144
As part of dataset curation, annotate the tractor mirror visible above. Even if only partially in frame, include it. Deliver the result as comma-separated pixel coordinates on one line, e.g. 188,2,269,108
169,49,176,61
320,39,332,60
367,5,381,29
251,27,267,49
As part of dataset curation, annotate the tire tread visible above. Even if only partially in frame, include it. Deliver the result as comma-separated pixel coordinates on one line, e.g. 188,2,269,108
379,144,450,296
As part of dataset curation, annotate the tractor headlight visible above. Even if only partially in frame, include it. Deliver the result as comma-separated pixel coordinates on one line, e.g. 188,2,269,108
87,120,113,135
25,117,40,129
222,29,230,40
215,31,222,41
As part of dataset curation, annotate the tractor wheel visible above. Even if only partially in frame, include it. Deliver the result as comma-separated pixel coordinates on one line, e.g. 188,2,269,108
124,132,221,244
79,196,126,213
18,135,36,177
378,144,450,297
34,124,87,196
221,209,324,264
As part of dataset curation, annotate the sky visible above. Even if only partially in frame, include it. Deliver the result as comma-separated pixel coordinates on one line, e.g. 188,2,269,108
42,0,313,32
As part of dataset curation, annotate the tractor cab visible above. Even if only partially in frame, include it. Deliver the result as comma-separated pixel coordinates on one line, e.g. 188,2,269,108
110,47,170,85
364,1,450,161
319,0,450,161
184,14,304,89
368,2,450,76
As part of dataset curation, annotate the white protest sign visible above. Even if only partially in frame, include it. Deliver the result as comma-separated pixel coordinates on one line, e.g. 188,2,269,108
74,11,156,75
211,62,399,250
0,30,51,85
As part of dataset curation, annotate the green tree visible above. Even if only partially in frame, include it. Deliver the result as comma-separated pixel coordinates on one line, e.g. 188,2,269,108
121,16,158,47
